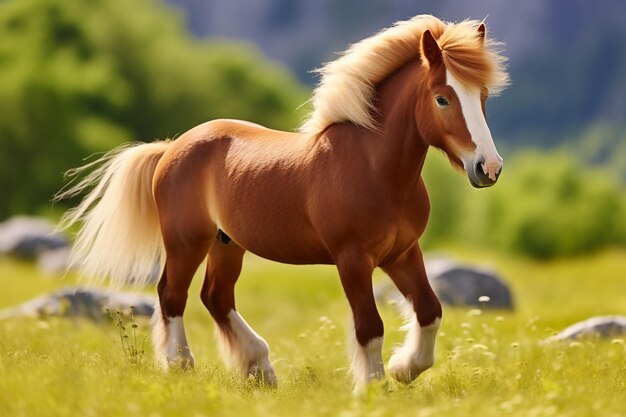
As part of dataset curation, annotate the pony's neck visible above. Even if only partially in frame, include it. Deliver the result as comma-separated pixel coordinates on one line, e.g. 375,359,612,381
374,59,429,186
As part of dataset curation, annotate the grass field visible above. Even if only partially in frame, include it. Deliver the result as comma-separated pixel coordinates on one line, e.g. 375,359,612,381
1,249,625,417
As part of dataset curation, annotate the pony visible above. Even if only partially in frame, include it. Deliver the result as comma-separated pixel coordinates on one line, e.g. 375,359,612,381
57,15,508,393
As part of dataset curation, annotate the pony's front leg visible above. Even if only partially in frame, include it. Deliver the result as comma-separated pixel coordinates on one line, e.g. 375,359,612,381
382,243,442,383
336,251,385,394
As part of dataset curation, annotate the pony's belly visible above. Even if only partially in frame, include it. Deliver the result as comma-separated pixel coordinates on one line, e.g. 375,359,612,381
245,245,333,265
230,232,334,265
210,176,333,264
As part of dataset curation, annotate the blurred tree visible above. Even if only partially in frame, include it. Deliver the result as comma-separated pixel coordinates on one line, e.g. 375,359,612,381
421,151,626,258
419,151,467,248
0,0,308,218
491,153,626,258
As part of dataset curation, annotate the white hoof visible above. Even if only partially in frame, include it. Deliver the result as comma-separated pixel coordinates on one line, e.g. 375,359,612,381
248,359,278,386
388,317,440,383
217,310,277,386
167,347,195,369
388,350,433,383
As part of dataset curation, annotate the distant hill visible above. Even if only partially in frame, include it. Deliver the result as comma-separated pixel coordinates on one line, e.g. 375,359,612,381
165,0,626,148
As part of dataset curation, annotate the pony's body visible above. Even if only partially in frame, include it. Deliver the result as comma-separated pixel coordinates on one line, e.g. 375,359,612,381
160,121,426,267
59,15,509,393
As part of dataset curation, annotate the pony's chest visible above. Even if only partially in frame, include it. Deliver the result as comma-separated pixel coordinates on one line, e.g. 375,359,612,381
375,209,429,264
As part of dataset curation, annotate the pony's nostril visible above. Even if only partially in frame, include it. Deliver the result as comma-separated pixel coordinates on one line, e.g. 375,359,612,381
475,161,485,177
473,158,499,184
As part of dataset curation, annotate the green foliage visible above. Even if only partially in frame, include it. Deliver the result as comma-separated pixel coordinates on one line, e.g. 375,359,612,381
419,151,468,247
422,151,626,258
0,0,308,218
491,154,625,258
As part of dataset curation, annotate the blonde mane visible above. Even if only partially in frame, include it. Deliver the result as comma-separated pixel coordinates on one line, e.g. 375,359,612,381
299,15,509,134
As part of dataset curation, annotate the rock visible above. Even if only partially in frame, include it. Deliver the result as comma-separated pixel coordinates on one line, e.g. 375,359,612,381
35,245,161,282
373,280,406,307
37,247,75,276
549,316,626,341
0,286,156,321
426,257,514,310
0,216,69,259
374,255,514,310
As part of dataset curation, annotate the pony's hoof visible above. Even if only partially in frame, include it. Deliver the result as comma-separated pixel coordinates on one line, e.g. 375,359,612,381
166,352,195,370
248,363,278,387
352,377,389,397
388,353,432,384
158,348,195,371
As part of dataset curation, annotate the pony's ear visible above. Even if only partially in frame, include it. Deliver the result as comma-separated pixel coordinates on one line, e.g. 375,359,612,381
477,23,486,46
421,29,442,67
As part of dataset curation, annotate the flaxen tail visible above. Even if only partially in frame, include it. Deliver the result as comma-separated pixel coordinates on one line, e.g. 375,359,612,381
56,141,171,288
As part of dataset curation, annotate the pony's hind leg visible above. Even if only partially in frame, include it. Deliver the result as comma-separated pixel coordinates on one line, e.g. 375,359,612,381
381,243,442,383
200,241,276,386
153,239,211,369
335,250,385,394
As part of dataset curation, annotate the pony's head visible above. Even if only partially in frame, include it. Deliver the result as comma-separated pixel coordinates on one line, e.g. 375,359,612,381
299,16,509,187
416,22,509,188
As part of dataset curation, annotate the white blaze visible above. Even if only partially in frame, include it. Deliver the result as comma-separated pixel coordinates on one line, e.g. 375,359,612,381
446,70,502,180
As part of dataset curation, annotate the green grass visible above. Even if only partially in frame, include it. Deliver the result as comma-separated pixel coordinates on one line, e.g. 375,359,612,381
1,250,625,417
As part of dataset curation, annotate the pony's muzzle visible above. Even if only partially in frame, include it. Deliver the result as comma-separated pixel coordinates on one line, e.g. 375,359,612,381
467,156,502,188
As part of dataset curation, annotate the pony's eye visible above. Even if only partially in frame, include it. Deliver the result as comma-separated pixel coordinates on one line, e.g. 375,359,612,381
435,96,449,107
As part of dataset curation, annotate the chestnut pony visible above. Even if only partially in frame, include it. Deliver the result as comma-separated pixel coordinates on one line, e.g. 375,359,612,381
58,15,508,392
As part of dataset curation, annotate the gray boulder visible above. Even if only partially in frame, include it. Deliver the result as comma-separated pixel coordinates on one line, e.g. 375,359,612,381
374,255,514,310
426,257,514,309
0,216,69,259
35,246,161,283
37,247,75,276
0,286,156,321
549,316,626,341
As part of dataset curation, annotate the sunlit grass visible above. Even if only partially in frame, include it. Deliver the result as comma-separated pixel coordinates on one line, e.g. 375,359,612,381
1,250,625,417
